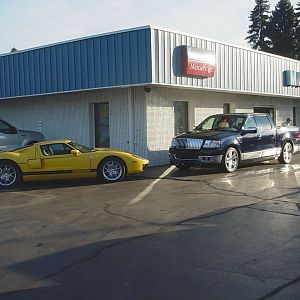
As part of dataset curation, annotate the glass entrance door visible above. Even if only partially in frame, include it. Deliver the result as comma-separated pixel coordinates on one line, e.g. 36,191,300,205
174,101,188,135
94,102,110,148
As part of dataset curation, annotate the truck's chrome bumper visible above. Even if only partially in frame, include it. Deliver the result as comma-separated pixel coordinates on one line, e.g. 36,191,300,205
198,155,223,164
169,154,223,166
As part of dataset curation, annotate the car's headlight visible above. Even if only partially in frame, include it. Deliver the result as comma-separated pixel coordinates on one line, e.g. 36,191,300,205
203,140,221,148
170,138,177,147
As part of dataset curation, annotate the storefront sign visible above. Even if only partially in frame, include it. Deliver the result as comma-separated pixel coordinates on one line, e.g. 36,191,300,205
182,46,215,78
283,70,300,87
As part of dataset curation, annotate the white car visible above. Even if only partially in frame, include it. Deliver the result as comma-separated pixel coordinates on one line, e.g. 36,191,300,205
0,119,45,151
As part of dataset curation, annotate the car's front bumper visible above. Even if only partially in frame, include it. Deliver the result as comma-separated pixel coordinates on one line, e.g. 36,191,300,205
127,158,149,175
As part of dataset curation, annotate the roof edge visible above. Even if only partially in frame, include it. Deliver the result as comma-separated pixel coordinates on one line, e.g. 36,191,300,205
148,25,300,63
0,25,151,57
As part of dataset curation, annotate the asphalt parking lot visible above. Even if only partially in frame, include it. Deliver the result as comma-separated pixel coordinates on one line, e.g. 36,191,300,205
1,158,300,300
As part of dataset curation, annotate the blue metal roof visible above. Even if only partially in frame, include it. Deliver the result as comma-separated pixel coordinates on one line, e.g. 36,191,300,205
0,26,152,99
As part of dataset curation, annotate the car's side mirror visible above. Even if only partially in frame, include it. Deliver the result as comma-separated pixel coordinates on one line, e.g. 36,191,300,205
10,127,17,134
241,127,257,135
71,149,80,156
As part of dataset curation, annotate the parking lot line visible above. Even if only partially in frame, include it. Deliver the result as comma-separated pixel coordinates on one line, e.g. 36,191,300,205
129,166,175,205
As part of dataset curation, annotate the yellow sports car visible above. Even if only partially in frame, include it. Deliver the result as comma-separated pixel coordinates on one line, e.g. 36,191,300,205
0,140,149,188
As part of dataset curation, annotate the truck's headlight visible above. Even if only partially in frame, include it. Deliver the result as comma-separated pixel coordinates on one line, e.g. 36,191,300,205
171,138,177,147
203,140,221,148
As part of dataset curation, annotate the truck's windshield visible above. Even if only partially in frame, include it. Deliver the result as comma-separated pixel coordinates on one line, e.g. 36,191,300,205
195,115,246,132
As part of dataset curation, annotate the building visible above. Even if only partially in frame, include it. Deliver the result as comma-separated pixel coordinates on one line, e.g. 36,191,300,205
1,25,300,165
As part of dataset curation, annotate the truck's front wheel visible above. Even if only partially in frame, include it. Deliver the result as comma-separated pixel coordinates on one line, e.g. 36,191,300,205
221,147,239,173
278,142,293,164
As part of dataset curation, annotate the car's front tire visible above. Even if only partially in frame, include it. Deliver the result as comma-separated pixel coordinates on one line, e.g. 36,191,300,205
98,157,126,183
278,141,293,164
0,161,22,188
221,147,239,173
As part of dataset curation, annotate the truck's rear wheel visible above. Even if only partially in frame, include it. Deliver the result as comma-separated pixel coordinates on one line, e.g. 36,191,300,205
278,142,293,164
221,147,239,173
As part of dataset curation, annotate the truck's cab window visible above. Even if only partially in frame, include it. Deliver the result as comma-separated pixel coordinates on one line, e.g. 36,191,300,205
244,117,257,129
256,116,272,130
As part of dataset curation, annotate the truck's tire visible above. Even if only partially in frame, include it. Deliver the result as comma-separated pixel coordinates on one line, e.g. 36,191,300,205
278,141,293,164
0,161,22,188
175,164,191,170
221,147,239,173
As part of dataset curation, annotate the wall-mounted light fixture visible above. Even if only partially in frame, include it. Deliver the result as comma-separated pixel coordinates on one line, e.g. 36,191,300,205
144,86,151,93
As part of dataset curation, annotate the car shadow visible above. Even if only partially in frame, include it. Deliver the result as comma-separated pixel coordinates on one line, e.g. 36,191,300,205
0,160,291,193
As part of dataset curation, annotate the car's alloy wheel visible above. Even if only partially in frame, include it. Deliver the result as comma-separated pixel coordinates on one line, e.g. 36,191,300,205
0,162,20,188
99,158,125,183
223,147,239,172
279,142,293,164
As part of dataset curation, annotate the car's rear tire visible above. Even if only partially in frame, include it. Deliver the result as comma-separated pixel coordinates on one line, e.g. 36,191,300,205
221,147,239,173
98,157,126,183
278,141,293,164
0,161,22,188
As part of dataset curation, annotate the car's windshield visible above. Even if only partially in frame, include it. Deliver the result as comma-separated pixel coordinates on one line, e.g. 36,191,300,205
68,142,95,153
195,115,246,132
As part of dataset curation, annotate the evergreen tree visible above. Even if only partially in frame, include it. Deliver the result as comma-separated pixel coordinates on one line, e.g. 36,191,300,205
246,0,271,51
267,0,298,58
294,2,300,58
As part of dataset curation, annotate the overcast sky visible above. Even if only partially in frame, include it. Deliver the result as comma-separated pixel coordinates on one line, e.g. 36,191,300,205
0,0,298,54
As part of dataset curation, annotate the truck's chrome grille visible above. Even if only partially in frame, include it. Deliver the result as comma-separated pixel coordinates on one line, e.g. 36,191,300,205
176,138,203,149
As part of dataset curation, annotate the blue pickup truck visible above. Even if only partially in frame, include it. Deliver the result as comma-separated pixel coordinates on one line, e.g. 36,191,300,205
169,113,300,172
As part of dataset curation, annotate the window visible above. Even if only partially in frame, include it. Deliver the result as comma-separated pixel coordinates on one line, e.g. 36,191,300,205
253,107,275,122
244,116,257,129
196,115,246,132
201,117,215,130
293,107,296,126
41,143,73,156
256,116,272,130
223,103,230,114
174,102,188,135
95,103,110,148
0,120,15,134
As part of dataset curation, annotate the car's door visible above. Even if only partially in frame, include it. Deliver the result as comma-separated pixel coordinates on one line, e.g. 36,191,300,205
254,115,277,158
0,120,22,151
38,143,92,178
239,116,262,160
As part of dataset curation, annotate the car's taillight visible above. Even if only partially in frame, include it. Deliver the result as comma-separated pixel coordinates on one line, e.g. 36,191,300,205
297,131,300,140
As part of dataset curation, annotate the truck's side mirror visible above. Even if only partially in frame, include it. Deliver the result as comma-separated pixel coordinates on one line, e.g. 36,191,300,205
241,127,257,135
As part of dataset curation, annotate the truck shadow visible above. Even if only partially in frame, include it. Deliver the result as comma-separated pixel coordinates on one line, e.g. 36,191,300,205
0,159,295,193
